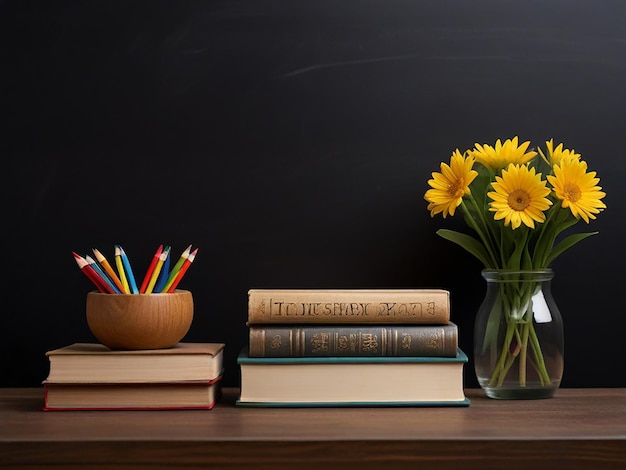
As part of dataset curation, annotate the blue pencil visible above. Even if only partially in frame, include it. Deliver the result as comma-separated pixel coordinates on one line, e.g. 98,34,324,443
117,245,139,294
85,255,122,294
154,247,171,293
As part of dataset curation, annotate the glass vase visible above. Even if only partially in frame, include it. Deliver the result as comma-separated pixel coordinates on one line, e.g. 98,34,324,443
474,269,564,399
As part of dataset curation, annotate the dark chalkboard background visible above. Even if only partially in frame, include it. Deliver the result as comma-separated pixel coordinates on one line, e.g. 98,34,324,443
3,0,625,389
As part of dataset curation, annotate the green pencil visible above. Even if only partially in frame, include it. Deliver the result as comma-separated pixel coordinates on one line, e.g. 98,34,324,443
163,244,192,288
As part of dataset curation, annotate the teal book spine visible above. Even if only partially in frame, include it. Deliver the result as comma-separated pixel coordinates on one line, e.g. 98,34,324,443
238,347,469,365
248,322,458,358
235,399,471,408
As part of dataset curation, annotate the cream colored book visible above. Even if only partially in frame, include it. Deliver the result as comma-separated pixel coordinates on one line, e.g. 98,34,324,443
44,343,225,383
248,289,450,325
237,348,469,407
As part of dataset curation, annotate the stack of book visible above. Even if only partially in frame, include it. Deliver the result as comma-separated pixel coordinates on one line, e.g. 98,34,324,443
237,289,469,407
43,342,225,411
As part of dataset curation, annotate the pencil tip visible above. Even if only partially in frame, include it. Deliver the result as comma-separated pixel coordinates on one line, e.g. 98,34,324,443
73,255,87,267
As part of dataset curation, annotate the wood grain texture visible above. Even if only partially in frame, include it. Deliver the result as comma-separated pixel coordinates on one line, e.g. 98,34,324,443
1,388,625,469
86,290,193,350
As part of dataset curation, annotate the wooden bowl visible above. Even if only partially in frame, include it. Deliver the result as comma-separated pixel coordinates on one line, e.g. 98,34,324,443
86,290,194,350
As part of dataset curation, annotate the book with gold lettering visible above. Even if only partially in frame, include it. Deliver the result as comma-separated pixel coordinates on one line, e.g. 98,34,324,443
248,322,458,358
247,289,450,325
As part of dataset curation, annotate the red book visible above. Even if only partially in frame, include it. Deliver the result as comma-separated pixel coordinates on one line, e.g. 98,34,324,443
42,343,225,411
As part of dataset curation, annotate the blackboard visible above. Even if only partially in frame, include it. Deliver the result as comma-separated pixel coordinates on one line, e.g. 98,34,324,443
3,0,625,388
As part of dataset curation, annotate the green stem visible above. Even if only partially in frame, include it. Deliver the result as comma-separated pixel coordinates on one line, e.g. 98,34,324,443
519,321,530,387
488,318,516,386
488,279,552,389
461,198,499,268
468,194,499,261
498,352,517,386
497,320,521,386
531,201,560,268
528,323,552,386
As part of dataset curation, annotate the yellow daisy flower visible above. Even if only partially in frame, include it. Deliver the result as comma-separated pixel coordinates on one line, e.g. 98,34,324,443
470,136,538,171
538,139,581,166
425,150,478,218
547,158,606,223
488,163,552,229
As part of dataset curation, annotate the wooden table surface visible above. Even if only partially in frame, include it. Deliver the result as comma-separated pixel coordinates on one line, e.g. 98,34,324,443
1,387,625,469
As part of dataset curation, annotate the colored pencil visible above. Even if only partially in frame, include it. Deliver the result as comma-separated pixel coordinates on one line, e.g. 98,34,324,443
118,245,139,294
79,244,196,294
153,247,171,293
72,252,112,293
139,244,163,294
114,245,131,294
162,244,192,292
145,246,170,294
166,248,198,293
92,248,125,293
85,255,122,294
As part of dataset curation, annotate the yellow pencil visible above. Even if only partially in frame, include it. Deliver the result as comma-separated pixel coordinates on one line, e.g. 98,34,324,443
145,246,170,294
92,248,125,294
114,245,131,294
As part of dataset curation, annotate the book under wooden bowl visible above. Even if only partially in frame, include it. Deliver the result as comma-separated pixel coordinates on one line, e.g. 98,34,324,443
86,290,194,350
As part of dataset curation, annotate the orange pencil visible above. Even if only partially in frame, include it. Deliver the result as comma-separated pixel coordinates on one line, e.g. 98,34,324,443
166,248,198,293
139,244,163,293
92,248,125,293
73,252,113,293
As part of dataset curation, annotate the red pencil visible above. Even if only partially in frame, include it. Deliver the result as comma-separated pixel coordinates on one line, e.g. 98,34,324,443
92,248,125,293
72,252,114,293
139,244,164,294
166,248,198,293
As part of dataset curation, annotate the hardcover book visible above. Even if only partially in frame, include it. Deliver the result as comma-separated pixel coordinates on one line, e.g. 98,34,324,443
236,348,469,407
43,379,221,411
247,289,450,325
248,322,458,357
44,343,225,383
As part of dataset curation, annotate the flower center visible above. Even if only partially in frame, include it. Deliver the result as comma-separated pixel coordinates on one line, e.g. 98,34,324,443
563,182,582,202
507,189,531,211
447,180,464,198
